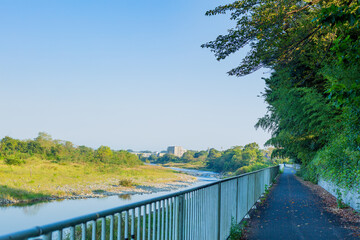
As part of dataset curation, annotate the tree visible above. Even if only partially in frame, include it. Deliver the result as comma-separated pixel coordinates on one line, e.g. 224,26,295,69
35,132,52,143
203,0,360,186
208,148,222,159
0,136,18,155
156,154,180,164
194,150,208,160
26,140,43,155
181,151,195,162
95,146,113,162
202,1,333,76
242,143,262,163
148,154,158,161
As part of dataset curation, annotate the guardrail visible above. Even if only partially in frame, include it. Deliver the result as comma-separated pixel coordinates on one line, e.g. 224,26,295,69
0,166,279,240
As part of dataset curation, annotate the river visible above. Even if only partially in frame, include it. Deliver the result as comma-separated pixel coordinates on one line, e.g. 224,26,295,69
0,167,219,235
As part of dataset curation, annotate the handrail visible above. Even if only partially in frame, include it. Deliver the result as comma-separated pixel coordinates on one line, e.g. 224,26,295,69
0,165,279,240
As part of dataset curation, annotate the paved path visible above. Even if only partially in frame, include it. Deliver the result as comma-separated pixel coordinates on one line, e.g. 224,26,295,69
244,167,358,240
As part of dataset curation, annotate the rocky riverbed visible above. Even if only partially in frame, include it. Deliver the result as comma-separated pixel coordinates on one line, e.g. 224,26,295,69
0,174,196,206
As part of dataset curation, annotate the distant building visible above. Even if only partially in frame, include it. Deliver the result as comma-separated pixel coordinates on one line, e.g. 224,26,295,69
167,146,186,157
140,153,152,158
133,152,152,158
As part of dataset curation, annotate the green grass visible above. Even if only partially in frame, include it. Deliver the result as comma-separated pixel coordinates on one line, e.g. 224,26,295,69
0,185,50,201
162,161,206,170
0,157,194,203
259,184,272,204
228,218,247,240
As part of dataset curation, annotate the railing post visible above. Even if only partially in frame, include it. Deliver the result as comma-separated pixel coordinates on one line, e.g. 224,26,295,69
92,220,96,240
101,217,106,240
236,178,239,223
217,183,222,240
177,195,185,240
254,173,258,202
81,223,86,240
42,233,51,240
57,230,62,240
70,226,75,240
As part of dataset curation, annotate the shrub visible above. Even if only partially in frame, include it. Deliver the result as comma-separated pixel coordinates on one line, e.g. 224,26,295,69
229,218,245,240
119,178,135,187
303,134,360,189
4,157,25,166
336,189,348,209
301,164,318,184
235,163,270,175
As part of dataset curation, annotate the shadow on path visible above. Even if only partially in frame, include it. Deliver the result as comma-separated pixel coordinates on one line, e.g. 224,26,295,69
244,167,358,240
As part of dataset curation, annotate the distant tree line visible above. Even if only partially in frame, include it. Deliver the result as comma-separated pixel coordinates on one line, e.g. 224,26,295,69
148,143,285,174
0,132,142,166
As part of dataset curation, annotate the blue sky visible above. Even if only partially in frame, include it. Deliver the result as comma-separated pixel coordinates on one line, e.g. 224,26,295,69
0,0,271,151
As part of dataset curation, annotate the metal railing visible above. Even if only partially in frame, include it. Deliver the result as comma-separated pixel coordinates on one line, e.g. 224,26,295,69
0,166,279,240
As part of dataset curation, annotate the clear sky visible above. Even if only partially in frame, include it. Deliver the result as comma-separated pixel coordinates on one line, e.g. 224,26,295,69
0,0,271,152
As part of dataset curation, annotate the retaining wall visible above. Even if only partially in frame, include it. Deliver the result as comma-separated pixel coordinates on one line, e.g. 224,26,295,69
318,178,360,212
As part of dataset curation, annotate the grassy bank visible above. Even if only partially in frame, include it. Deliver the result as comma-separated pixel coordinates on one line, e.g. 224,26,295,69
161,161,206,170
0,157,194,204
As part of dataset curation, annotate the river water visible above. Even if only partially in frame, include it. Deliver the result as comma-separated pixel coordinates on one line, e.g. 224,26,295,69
0,168,219,235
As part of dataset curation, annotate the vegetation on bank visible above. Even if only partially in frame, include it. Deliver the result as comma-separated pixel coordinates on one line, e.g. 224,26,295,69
147,143,287,175
162,162,206,170
0,133,192,203
203,0,360,190
0,132,141,166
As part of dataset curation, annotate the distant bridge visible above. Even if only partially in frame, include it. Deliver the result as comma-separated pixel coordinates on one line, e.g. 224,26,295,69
0,166,279,240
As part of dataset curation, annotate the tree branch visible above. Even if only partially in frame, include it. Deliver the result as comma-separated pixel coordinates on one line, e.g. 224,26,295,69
286,0,322,16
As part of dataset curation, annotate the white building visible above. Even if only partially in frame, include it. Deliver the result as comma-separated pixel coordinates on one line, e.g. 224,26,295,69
167,146,186,157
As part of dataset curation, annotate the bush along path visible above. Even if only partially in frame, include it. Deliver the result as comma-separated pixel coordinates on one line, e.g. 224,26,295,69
243,167,359,240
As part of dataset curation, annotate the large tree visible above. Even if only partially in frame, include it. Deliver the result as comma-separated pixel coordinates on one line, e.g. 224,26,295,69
203,0,360,186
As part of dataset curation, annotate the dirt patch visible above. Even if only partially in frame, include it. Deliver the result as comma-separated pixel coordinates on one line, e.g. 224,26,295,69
295,175,360,237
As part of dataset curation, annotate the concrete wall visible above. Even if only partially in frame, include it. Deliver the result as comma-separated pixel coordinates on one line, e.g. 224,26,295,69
286,163,359,212
280,164,284,171
318,178,360,212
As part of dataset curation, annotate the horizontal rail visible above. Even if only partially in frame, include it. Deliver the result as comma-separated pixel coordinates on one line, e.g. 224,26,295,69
0,165,279,240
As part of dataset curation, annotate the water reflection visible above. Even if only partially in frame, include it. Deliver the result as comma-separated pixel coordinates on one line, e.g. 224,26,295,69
21,203,43,216
2,200,56,216
118,194,131,200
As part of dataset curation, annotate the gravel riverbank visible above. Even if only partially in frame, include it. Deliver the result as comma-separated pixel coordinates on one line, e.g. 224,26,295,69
0,174,196,206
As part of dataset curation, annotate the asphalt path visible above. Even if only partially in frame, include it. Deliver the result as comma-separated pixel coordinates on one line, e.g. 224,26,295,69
244,167,358,240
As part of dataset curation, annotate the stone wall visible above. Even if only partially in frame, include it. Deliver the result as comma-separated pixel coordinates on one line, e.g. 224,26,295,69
318,178,360,212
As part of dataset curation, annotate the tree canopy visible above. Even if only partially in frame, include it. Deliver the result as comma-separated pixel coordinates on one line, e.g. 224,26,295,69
203,0,360,188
